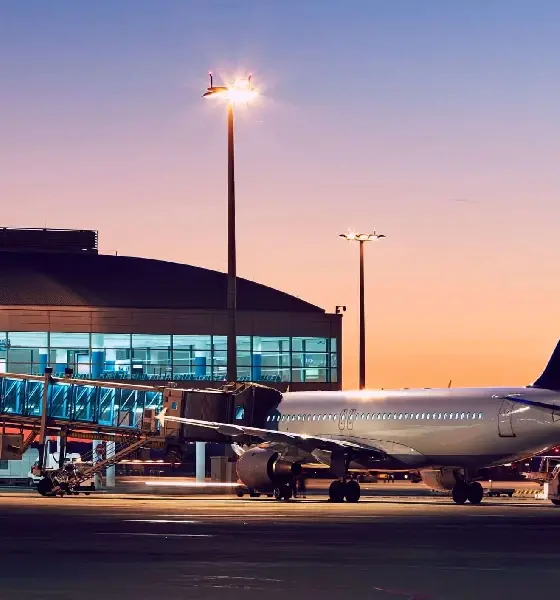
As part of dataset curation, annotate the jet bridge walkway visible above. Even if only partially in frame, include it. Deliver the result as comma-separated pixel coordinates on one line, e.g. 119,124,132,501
0,370,282,496
0,369,167,494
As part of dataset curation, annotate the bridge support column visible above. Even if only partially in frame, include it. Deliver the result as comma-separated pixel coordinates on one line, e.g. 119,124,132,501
106,441,115,488
92,440,103,490
195,442,206,483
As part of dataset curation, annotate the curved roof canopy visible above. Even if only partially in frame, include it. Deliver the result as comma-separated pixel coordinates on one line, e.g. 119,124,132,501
0,251,323,313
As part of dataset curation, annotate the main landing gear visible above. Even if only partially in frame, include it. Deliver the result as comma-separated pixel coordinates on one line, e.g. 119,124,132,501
328,452,362,503
452,479,484,505
328,479,361,503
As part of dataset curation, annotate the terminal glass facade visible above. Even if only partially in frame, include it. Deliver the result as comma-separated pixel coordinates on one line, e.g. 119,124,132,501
0,332,338,384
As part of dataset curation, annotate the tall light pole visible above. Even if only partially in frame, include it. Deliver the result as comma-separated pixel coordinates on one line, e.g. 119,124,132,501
204,73,258,383
339,231,386,390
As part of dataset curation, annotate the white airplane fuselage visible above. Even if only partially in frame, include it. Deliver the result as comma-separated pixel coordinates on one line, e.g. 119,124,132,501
271,387,560,470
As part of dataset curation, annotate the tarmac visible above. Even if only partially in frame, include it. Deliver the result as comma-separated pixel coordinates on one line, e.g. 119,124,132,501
0,485,558,600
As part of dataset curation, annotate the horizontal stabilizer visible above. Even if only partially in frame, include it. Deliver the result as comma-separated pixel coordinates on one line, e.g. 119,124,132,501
505,394,560,414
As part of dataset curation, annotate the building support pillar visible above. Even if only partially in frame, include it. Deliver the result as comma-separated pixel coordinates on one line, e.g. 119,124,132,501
195,442,206,482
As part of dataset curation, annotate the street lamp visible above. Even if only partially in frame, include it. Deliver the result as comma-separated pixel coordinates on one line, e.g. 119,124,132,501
204,73,258,383
339,231,386,390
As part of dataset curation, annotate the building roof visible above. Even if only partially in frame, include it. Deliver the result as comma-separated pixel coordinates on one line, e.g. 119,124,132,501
0,251,323,313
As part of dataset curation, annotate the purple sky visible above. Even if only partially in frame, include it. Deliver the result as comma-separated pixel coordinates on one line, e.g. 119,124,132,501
1,0,559,388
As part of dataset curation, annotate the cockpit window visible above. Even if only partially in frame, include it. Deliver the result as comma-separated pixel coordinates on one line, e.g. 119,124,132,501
235,406,245,420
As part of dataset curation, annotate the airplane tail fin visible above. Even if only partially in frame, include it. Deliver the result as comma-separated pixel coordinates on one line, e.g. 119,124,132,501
533,341,560,391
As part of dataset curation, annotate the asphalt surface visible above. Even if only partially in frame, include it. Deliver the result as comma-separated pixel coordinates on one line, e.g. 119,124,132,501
0,490,558,600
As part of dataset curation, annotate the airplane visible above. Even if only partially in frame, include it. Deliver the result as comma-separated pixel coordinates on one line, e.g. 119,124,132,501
156,340,560,506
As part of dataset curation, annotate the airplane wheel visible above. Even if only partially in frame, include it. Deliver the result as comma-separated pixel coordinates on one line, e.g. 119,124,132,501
452,482,469,505
235,488,244,498
467,482,484,505
551,499,560,506
344,480,361,503
274,485,292,501
37,477,53,497
329,480,345,503
282,485,293,501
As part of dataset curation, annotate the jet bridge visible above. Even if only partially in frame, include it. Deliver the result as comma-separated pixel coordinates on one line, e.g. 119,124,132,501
0,369,281,496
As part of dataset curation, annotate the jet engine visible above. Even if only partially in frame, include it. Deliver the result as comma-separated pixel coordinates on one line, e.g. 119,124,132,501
236,447,302,491
419,468,457,491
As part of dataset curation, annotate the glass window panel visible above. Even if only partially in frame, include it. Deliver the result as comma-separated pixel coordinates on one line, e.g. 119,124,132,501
292,353,327,368
291,337,328,352
237,352,252,367
212,335,227,352
132,334,170,349
258,368,290,382
330,353,338,368
173,335,211,350
253,336,290,352
260,353,290,368
50,332,90,348
330,368,338,382
291,368,328,382
49,349,91,376
172,350,194,365
8,348,47,372
92,333,131,349
236,336,251,352
8,332,48,347
237,367,251,381
330,338,337,352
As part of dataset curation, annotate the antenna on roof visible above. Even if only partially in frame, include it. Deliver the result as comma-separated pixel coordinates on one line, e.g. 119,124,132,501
448,379,452,388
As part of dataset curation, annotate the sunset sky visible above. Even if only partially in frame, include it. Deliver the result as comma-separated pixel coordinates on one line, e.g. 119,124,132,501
1,0,559,389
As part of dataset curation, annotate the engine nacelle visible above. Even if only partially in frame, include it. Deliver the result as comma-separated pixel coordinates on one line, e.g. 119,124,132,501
236,448,302,491
420,468,457,491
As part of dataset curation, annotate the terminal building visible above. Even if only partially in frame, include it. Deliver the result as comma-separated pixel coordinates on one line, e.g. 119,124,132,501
0,228,342,391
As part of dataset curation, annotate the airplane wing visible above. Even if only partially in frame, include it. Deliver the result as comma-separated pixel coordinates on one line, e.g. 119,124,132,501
156,410,386,457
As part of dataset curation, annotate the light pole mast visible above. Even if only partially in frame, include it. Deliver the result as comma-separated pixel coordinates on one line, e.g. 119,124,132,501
226,101,236,383
339,231,386,390
204,73,257,383
359,239,365,390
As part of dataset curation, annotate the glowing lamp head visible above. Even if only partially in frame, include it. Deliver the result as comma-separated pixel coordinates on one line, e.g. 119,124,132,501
203,73,258,104
339,231,386,242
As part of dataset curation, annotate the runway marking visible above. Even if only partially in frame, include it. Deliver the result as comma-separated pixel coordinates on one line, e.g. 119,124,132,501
97,532,213,538
124,519,199,524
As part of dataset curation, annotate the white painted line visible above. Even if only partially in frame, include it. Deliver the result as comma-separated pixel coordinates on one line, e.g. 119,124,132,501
97,532,213,538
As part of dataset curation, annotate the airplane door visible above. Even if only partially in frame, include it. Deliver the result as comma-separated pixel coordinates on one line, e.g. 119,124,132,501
347,409,356,431
338,409,348,430
498,399,516,437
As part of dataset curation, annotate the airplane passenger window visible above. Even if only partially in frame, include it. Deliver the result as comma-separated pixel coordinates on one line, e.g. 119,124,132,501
460,413,465,419
443,413,447,419
404,413,409,419
479,412,483,419
416,413,420,419
366,413,371,419
376,413,381,419
465,412,471,419
323,414,327,420
308,414,312,420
